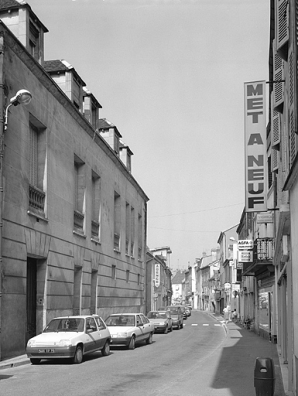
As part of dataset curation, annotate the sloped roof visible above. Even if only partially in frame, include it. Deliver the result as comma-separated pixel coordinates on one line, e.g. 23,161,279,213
0,1,48,32
172,271,185,284
0,0,21,8
98,118,122,137
200,255,214,269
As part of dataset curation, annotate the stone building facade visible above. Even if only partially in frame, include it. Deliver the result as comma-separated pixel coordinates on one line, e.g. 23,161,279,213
0,1,148,360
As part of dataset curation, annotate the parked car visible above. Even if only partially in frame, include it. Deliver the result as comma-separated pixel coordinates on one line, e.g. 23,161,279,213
26,315,111,365
177,305,188,319
183,306,191,317
147,310,173,333
166,306,184,329
105,313,154,350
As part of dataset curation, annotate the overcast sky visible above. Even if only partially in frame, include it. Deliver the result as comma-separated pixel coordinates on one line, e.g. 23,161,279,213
28,0,270,271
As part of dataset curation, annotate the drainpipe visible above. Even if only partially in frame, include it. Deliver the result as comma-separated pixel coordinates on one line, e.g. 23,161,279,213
0,35,4,361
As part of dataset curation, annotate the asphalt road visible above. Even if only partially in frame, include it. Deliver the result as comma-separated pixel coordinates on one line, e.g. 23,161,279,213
0,311,226,396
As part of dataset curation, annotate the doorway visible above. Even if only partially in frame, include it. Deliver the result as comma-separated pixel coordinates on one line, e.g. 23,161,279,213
26,257,37,343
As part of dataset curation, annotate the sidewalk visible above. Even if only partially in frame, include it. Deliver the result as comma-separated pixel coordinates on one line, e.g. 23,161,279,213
209,312,289,396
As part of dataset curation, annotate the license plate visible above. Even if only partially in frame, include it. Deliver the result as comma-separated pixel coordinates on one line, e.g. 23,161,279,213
39,349,55,353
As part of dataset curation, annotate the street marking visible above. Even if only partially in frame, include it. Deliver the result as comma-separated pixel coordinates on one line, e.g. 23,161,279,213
214,324,221,326
191,324,198,326
203,324,209,326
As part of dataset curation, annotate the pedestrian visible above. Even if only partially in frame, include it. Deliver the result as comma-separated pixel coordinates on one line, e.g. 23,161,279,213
232,309,237,321
223,306,229,323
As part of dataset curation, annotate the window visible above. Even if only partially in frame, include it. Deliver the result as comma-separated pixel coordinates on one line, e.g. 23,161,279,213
74,155,85,233
125,203,130,255
91,171,101,240
112,265,116,280
126,270,130,283
138,274,141,285
90,270,98,314
130,207,135,256
28,118,46,215
73,266,82,315
29,22,39,62
138,214,142,259
114,192,121,251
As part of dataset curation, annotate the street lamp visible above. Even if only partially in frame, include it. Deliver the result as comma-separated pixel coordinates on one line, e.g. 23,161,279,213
4,89,32,131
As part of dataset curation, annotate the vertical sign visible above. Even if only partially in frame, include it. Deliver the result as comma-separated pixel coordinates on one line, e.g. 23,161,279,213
155,264,160,287
244,81,267,212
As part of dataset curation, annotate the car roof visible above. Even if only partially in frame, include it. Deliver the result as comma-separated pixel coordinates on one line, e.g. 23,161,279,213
52,315,100,319
107,313,141,316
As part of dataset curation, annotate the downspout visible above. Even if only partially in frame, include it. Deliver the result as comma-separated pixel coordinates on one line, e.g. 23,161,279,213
0,34,4,361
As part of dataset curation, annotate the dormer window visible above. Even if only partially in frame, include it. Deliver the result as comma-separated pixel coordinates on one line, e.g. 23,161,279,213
29,22,39,60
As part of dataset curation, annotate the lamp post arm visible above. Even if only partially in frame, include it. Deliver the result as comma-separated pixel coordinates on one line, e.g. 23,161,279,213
4,103,13,132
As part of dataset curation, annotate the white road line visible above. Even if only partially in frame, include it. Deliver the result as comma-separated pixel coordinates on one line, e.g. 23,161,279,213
191,324,198,326
203,324,209,326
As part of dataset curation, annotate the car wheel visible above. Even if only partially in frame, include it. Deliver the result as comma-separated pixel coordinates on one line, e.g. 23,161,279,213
180,322,183,329
164,325,168,334
102,341,110,356
30,358,41,365
72,345,83,364
146,332,153,344
128,336,136,350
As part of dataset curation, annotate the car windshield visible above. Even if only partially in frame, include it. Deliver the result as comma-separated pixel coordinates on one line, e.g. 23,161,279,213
147,312,167,319
105,315,135,326
169,308,178,314
43,318,84,332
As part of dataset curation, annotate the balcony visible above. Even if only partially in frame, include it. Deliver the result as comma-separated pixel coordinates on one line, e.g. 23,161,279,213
242,237,274,276
74,210,84,233
29,184,45,214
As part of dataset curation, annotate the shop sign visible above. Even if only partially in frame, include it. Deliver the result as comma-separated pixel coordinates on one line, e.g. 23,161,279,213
154,264,160,287
238,239,253,250
238,250,253,263
257,212,273,223
244,81,267,212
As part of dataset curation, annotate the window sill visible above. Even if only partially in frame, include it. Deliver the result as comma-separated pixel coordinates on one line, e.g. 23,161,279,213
27,210,48,223
114,249,121,254
73,230,86,239
91,237,101,245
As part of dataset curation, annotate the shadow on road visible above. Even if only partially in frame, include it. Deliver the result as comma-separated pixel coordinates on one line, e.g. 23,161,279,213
210,323,285,396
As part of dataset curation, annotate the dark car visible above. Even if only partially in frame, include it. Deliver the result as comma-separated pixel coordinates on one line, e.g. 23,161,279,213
166,306,184,329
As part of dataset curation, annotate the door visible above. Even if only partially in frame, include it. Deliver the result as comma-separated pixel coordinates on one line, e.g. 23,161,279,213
26,258,37,343
85,317,99,352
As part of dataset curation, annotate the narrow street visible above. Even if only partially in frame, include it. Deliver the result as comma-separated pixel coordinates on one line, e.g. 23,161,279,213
0,311,227,396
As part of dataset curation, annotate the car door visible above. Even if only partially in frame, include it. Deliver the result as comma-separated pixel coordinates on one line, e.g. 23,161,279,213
140,314,152,337
94,316,108,349
85,317,101,352
135,315,145,342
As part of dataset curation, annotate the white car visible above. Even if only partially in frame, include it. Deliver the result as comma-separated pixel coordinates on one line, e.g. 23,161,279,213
105,313,154,350
26,315,111,364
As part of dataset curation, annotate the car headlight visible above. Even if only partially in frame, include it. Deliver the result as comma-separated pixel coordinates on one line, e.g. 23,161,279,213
57,339,72,347
27,339,36,347
117,332,128,337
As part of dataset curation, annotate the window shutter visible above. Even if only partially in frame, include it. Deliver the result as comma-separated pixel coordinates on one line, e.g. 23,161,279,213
272,148,279,172
273,40,285,112
276,0,289,60
271,92,281,148
288,48,298,166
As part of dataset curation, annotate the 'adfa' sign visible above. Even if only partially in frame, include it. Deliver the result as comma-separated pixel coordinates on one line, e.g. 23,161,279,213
244,81,267,212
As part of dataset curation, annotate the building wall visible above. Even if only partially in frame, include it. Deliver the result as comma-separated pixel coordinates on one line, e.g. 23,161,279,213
0,26,148,359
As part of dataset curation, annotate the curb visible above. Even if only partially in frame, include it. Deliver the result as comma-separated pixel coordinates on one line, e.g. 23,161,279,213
0,358,30,370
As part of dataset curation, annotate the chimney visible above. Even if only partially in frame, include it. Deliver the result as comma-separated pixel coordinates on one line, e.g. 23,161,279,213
98,119,122,155
0,1,48,66
119,142,133,172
